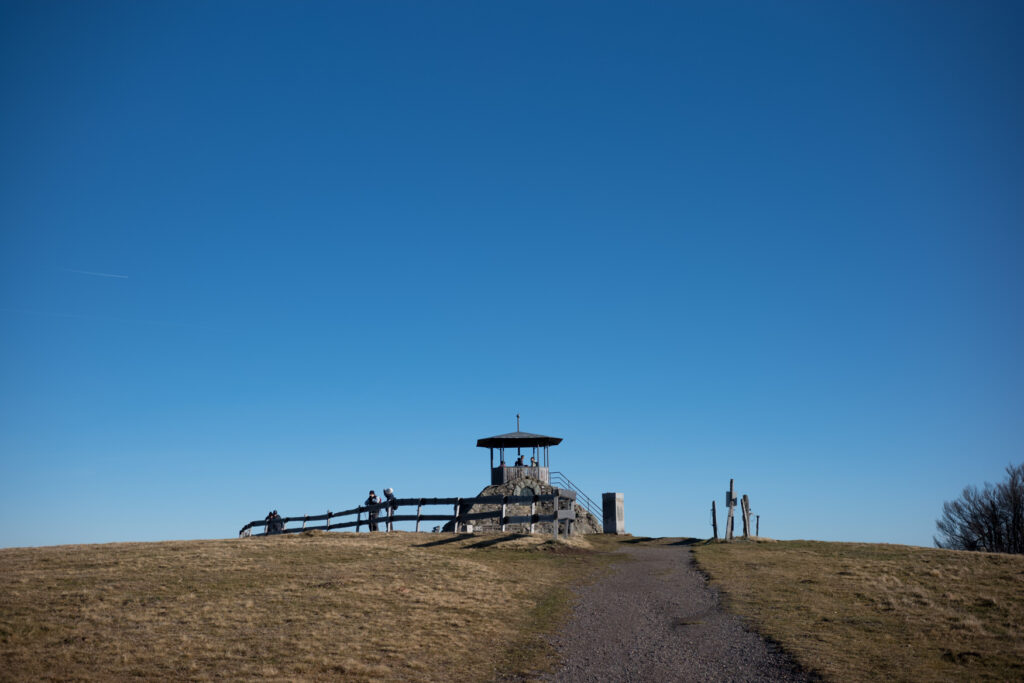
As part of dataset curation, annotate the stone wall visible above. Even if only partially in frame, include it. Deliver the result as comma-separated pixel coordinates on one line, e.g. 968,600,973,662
443,477,603,535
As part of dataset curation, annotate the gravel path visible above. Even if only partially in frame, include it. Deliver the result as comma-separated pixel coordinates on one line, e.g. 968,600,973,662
544,543,813,682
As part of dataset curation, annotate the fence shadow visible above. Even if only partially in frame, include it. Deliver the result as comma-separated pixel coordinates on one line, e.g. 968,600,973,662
414,533,475,548
465,533,531,549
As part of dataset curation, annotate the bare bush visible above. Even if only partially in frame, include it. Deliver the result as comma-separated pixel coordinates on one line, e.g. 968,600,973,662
934,463,1024,554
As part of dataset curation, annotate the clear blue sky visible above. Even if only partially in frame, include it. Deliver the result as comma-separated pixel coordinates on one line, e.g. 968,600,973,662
1,1,1021,548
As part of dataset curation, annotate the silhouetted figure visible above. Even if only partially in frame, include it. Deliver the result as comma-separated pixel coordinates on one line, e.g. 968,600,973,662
365,490,380,531
515,454,525,466
265,510,284,534
383,487,397,531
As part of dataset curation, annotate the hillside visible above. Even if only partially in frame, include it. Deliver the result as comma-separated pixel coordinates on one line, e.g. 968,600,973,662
3,533,1022,681
694,540,1024,681
0,531,608,681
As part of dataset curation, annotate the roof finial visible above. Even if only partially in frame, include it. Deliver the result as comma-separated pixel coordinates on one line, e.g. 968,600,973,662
516,413,520,432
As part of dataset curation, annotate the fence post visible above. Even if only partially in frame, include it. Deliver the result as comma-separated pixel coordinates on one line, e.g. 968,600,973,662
326,511,331,532
416,499,423,532
303,515,308,531
357,509,362,533
501,495,508,533
454,498,462,533
756,514,760,536
552,490,560,539
530,495,537,534
711,500,718,540
725,479,736,541
741,495,751,538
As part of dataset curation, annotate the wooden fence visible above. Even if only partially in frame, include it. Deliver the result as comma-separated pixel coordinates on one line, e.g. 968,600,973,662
239,489,578,539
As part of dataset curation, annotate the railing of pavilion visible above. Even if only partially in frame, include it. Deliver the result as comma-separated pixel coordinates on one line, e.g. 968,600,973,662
238,489,578,539
549,471,602,521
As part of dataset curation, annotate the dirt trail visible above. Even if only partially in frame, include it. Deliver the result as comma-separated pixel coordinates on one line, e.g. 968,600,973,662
544,543,813,682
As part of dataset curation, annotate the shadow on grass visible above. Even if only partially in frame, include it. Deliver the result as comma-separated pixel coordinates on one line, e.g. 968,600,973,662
413,534,475,548
618,536,704,546
465,534,531,549
670,538,704,546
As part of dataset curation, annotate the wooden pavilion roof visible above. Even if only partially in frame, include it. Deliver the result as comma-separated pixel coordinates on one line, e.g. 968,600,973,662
476,431,562,449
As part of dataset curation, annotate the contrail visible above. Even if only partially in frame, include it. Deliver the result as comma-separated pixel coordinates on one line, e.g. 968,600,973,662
61,268,129,279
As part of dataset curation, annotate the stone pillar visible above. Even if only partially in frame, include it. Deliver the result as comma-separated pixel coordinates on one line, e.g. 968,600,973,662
602,492,624,535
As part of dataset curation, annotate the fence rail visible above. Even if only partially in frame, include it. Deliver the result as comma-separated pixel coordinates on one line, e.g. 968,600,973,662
239,490,578,539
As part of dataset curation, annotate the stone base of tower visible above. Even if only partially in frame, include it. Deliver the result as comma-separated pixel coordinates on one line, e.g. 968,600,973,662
443,477,603,535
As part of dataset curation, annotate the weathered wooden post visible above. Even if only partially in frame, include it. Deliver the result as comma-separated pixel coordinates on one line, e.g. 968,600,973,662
357,510,362,533
500,495,508,533
325,511,332,532
530,494,537,534
552,490,561,539
711,500,719,540
742,495,752,539
602,492,625,535
756,514,760,537
415,499,423,532
386,504,394,533
454,498,462,533
725,479,737,541
740,495,749,538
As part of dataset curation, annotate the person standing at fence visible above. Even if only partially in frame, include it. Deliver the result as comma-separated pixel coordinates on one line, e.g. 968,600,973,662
383,488,397,532
365,490,380,532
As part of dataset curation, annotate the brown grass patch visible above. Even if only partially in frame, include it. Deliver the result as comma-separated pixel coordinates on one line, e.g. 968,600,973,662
693,540,1024,681
0,531,616,681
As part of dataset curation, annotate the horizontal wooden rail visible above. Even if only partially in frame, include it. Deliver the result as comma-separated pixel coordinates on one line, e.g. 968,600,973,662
240,489,579,539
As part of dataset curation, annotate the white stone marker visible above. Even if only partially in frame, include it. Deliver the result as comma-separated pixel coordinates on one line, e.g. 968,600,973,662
602,492,625,535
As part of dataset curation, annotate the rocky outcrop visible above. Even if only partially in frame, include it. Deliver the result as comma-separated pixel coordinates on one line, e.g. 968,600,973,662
443,477,603,535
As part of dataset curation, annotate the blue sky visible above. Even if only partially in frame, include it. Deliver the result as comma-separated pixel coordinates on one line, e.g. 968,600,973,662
1,1,1021,548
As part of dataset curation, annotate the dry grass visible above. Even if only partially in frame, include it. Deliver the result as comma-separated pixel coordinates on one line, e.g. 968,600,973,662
0,531,612,681
693,539,1024,682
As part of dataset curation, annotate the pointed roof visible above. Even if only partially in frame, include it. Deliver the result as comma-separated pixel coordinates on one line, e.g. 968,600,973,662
476,431,563,448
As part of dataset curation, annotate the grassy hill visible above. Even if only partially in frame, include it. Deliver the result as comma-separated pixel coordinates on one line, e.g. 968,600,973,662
693,539,1024,682
2,533,1022,681
0,531,609,681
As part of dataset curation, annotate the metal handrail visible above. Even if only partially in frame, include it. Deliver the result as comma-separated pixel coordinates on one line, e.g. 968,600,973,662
550,471,601,522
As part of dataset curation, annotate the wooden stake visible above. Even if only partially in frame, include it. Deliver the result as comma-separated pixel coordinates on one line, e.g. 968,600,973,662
552,491,560,539
530,496,537,535
741,495,749,538
725,479,736,541
711,500,719,540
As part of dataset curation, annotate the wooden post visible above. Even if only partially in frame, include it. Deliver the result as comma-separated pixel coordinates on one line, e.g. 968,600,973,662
725,479,736,541
500,495,508,533
357,510,362,533
552,490,560,539
530,495,537,534
741,495,749,538
756,514,760,537
325,511,331,532
742,495,752,539
711,500,718,540
302,515,308,531
386,504,394,533
415,499,423,532
454,498,462,533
